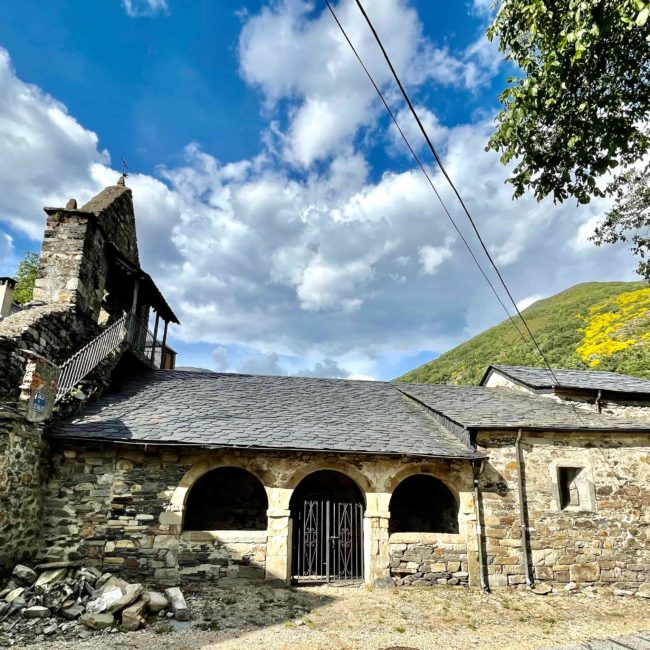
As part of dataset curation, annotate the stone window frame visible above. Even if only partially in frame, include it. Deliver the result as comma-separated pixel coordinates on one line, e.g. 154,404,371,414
549,460,596,513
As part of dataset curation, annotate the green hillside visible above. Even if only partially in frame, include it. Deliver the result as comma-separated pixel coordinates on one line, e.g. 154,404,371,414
397,281,650,385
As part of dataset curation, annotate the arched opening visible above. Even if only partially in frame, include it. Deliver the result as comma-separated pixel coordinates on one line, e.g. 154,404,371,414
389,474,459,534
184,467,268,531
290,470,365,582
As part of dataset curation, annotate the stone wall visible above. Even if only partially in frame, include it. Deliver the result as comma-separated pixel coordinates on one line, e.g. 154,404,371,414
39,442,477,587
34,185,140,321
477,430,650,590
0,412,48,572
389,533,469,586
0,304,98,402
179,531,267,582
0,303,100,575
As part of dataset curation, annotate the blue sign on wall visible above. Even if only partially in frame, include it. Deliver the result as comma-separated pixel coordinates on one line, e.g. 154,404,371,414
32,391,47,413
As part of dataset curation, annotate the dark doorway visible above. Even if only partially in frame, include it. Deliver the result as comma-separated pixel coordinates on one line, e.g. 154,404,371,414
184,467,268,531
389,474,459,534
290,470,365,583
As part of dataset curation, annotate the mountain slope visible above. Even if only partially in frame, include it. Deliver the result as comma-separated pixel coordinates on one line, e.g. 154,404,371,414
397,281,650,385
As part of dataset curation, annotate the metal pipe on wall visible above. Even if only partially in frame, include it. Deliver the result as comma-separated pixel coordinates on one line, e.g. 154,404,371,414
515,428,534,587
472,459,489,592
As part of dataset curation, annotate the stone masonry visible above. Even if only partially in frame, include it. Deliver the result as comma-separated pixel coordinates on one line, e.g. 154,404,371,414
477,430,650,590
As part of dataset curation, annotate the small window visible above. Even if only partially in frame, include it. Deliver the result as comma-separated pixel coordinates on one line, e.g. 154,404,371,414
558,466,583,509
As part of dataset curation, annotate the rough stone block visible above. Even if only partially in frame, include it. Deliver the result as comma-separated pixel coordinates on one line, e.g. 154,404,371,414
570,563,600,583
121,598,147,631
165,587,190,621
12,565,38,585
22,606,51,619
80,612,114,630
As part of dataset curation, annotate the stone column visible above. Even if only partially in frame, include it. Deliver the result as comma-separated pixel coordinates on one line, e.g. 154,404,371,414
364,492,391,585
458,490,481,588
265,508,292,584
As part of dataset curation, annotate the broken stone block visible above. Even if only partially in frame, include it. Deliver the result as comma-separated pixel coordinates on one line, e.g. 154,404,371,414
106,584,143,614
121,598,147,631
144,591,168,614
22,606,51,619
164,587,190,621
12,565,38,586
61,605,85,620
34,568,67,593
532,583,553,595
80,612,114,630
94,576,128,596
5,587,25,603
43,623,58,635
86,587,124,614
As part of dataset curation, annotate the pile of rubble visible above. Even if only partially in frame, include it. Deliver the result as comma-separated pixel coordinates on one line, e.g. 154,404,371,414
0,562,189,646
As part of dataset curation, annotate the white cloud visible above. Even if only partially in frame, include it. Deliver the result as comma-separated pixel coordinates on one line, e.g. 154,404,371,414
0,7,638,384
0,49,109,240
0,231,15,277
419,240,454,275
238,0,501,168
516,294,544,311
121,0,168,18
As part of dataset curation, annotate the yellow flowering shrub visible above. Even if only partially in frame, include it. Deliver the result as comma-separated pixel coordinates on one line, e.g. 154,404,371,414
576,288,650,367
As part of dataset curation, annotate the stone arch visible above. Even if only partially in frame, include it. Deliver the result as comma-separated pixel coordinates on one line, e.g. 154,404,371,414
386,464,462,496
282,461,372,508
165,457,274,527
389,473,459,534
184,467,269,531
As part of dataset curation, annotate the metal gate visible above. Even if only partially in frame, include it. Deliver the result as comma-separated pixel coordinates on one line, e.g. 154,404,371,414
293,499,364,582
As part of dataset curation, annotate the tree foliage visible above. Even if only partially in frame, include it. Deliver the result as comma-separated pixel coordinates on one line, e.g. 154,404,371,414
487,0,650,205
591,167,650,279
13,251,40,304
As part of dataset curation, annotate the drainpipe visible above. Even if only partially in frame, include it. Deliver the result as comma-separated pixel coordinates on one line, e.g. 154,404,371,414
515,428,534,588
472,459,489,592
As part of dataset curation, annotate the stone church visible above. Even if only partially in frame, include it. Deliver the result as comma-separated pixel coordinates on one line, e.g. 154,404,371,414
0,180,649,596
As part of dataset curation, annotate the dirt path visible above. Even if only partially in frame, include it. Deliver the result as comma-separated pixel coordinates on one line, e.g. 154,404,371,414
18,583,650,650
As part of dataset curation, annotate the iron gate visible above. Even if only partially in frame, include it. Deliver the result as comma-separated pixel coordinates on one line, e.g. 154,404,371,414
293,499,364,582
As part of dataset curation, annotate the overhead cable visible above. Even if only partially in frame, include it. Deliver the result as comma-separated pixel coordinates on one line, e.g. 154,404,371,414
322,0,538,361
325,0,559,384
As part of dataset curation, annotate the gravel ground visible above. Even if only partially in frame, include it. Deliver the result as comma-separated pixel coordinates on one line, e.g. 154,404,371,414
16,582,650,650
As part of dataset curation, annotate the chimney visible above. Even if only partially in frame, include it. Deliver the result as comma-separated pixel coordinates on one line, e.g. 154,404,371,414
0,277,16,317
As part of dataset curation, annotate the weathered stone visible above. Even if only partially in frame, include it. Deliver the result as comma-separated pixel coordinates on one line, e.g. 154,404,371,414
34,568,67,592
5,587,25,603
12,564,37,585
636,583,650,599
164,587,190,621
80,612,115,630
61,604,85,619
532,584,553,595
86,587,123,614
570,563,600,583
144,591,168,613
121,598,147,631
107,583,143,614
22,605,51,619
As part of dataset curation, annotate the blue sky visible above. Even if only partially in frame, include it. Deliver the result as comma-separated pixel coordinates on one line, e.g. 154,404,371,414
0,0,635,379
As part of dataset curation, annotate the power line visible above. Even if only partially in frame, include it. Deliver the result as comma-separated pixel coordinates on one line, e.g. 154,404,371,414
331,0,559,385
322,0,538,361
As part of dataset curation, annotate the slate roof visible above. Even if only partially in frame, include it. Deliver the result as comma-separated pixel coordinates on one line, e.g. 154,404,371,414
483,365,650,395
398,384,650,431
49,371,482,459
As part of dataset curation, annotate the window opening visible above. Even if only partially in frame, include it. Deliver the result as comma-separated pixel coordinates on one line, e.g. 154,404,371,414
389,474,458,534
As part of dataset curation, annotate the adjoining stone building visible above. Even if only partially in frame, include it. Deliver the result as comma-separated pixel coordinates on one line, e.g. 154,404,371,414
1,182,649,595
